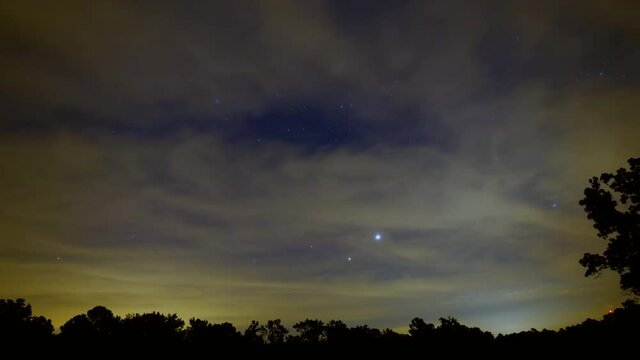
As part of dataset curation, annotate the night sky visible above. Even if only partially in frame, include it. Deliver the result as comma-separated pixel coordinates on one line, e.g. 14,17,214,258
1,1,639,333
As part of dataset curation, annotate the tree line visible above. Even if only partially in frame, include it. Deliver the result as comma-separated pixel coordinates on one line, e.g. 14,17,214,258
0,298,637,357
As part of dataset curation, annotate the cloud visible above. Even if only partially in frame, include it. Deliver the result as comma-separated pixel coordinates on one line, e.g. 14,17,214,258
2,1,636,129
1,0,638,333
0,119,631,331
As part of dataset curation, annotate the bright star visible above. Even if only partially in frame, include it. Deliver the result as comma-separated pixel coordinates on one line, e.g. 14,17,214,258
375,233,382,241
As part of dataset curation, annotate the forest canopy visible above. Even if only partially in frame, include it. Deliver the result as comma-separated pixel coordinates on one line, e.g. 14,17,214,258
0,297,638,357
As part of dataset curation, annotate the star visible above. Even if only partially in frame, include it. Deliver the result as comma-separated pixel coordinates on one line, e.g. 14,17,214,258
347,256,352,262
374,233,382,241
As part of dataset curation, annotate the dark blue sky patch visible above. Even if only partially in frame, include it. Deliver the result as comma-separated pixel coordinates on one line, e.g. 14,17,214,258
229,106,361,151
223,103,452,154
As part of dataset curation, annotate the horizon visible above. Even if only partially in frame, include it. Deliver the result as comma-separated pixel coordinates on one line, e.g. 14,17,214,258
3,296,625,335
1,1,638,335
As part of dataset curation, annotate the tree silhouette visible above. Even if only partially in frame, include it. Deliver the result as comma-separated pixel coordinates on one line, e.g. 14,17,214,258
60,314,96,340
186,318,241,348
579,157,640,296
86,306,119,336
120,312,185,344
325,319,349,344
408,317,435,338
438,316,461,330
259,319,288,344
0,298,53,347
349,324,381,343
244,320,264,345
60,306,120,345
292,318,326,343
2,296,640,356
